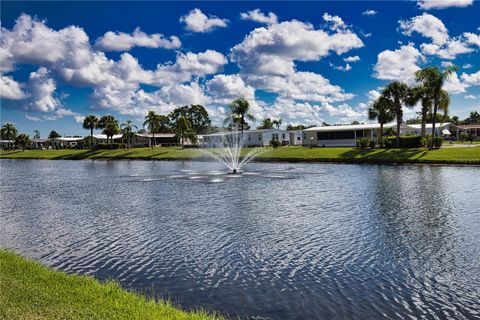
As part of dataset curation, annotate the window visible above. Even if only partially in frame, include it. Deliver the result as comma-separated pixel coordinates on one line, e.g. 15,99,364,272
356,130,364,138
282,134,285,139
259,135,262,141
248,134,251,141
317,130,355,140
303,133,307,139
297,136,301,141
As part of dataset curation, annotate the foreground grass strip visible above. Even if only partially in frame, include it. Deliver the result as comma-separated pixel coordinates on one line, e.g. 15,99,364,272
0,250,223,320
0,146,479,164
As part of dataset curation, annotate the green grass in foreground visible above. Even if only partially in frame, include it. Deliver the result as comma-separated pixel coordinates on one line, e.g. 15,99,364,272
0,250,223,320
0,145,479,164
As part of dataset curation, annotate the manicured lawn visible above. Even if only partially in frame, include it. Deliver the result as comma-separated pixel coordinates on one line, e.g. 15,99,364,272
0,250,223,320
0,145,479,164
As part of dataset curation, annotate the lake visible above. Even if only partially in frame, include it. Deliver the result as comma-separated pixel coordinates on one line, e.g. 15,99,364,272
1,160,479,319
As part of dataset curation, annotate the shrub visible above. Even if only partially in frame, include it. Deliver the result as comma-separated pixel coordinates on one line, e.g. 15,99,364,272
383,136,424,148
459,133,469,142
432,136,444,149
270,139,282,148
356,138,370,149
369,139,376,148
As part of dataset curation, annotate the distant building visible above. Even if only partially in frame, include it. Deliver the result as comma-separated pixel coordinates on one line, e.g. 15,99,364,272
456,124,480,140
133,133,177,147
53,137,84,148
303,123,401,147
199,129,289,148
92,134,123,146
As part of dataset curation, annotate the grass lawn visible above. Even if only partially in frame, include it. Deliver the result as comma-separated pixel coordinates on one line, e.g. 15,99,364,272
0,145,479,164
0,250,223,320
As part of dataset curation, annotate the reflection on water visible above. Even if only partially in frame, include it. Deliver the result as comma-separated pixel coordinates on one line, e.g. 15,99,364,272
1,160,479,319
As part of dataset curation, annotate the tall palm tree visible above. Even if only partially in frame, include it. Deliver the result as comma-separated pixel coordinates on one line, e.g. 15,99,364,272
15,133,30,151
1,122,18,150
368,96,395,145
121,120,138,148
224,98,255,134
406,86,432,138
83,115,99,149
382,81,409,148
176,116,192,146
143,111,162,149
98,115,119,146
273,119,283,130
414,66,456,143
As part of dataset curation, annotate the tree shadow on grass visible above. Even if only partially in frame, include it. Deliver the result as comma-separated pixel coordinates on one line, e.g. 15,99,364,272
340,148,429,163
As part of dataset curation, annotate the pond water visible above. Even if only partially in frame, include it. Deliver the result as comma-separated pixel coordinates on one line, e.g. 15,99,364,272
1,160,479,319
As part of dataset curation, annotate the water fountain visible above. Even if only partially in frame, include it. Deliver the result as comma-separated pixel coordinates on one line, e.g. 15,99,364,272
199,129,264,174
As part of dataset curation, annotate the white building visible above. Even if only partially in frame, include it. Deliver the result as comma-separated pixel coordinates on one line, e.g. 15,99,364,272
402,123,457,137
199,129,289,147
53,137,84,148
92,134,123,145
133,133,177,147
288,130,303,146
302,123,403,147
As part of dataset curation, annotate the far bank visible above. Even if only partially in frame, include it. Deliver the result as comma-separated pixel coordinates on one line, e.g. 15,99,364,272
1,146,479,165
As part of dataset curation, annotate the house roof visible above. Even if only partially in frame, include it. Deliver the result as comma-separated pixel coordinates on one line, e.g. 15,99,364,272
31,139,50,143
404,123,455,130
92,134,123,139
457,124,480,129
304,123,397,132
54,137,84,142
135,133,176,138
199,129,282,137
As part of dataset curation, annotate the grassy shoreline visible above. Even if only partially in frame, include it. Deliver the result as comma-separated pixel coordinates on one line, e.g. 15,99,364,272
1,146,479,165
0,250,223,320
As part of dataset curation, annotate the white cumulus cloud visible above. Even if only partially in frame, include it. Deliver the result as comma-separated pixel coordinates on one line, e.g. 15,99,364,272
362,10,378,16
373,44,423,84
180,8,228,33
240,9,278,25
417,0,473,10
95,27,181,51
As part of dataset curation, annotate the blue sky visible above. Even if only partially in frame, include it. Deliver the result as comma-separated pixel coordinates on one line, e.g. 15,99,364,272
1,1,479,137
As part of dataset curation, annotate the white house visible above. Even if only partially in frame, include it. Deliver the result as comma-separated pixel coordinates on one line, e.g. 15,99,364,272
402,123,457,137
92,134,123,145
0,140,14,149
53,137,84,148
133,133,177,147
199,129,289,148
288,130,303,145
302,123,402,147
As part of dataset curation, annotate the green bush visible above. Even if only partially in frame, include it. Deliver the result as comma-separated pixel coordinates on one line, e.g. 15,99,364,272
356,138,370,149
270,139,282,148
383,136,424,148
369,139,376,148
459,133,469,142
432,136,444,149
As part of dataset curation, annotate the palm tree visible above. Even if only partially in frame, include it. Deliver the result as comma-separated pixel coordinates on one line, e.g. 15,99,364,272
382,81,409,148
176,116,192,146
1,122,18,150
121,120,138,148
368,96,395,146
83,115,99,149
143,111,162,149
273,119,283,130
406,86,432,138
98,115,119,146
414,66,456,144
224,98,255,134
15,133,30,151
